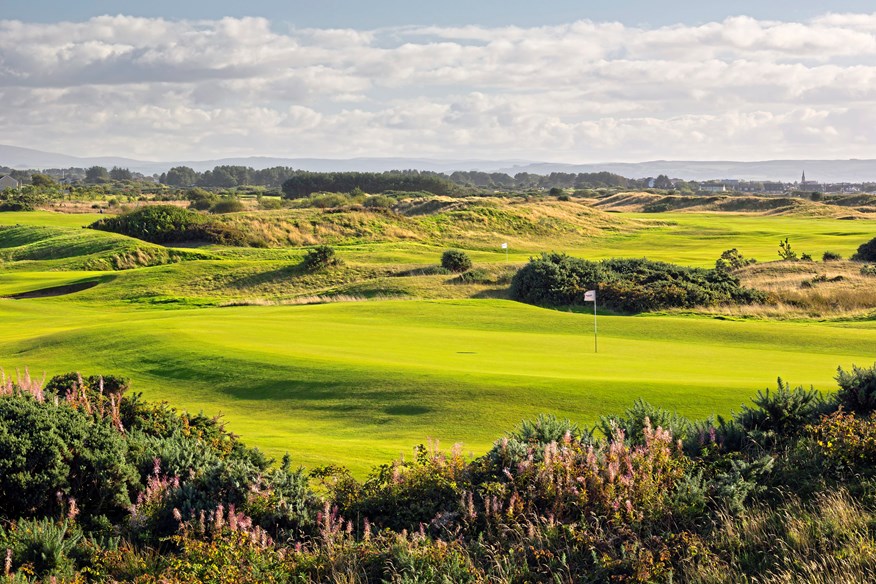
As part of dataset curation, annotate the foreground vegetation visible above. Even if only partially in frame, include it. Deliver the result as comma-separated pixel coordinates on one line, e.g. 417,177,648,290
2,363,876,582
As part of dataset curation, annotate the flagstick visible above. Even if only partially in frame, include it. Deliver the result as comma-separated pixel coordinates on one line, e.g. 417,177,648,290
593,297,598,353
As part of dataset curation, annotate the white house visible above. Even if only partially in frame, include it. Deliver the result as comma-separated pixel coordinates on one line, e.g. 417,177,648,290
0,175,19,190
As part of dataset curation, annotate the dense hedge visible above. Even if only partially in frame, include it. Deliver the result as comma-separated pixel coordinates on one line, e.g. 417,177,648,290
89,205,260,246
510,253,766,313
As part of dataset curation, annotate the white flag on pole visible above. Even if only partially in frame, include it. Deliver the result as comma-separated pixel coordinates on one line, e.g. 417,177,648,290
500,242,508,249
584,290,596,302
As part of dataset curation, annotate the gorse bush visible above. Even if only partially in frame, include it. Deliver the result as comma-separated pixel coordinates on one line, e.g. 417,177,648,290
835,362,876,414
301,245,341,271
89,205,261,246
209,196,245,214
853,236,876,262
510,253,765,313
441,249,472,273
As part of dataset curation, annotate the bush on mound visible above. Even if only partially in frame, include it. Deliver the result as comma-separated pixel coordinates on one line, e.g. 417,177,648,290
89,205,259,246
853,236,876,262
510,253,765,313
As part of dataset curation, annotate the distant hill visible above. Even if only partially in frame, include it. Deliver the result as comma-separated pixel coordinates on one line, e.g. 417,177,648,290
3,143,876,182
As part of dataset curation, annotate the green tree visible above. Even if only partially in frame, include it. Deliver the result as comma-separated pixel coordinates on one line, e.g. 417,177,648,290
30,173,56,187
109,166,133,181
84,166,109,183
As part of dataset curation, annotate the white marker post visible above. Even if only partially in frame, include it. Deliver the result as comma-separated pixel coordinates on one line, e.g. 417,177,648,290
584,289,597,353
501,242,508,262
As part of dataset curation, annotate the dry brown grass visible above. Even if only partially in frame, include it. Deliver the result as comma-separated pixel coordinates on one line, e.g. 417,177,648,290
696,260,876,319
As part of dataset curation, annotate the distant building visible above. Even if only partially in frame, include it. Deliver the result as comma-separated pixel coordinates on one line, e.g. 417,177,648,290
0,175,19,190
700,184,726,193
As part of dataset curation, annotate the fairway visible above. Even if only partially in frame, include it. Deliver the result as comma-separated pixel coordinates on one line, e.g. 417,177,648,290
1,296,873,473
2,208,875,473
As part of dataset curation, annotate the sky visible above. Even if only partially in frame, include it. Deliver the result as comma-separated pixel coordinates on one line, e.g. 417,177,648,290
3,1,876,163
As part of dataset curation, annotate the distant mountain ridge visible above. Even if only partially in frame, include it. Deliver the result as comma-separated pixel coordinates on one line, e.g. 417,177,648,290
3,144,876,182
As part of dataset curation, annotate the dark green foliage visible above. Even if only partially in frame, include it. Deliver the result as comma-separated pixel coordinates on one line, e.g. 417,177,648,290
282,171,458,198
363,194,395,209
89,205,258,246
185,187,218,211
44,372,129,398
0,190,48,212
510,253,765,313
734,380,828,450
716,248,756,272
1,518,82,578
301,245,340,271
835,362,876,414
0,397,137,524
441,249,472,273
599,399,691,444
853,236,876,262
209,197,245,214
822,250,843,262
778,237,797,260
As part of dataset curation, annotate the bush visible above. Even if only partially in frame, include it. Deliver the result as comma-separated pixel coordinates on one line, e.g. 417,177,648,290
89,205,258,246
862,264,876,277
853,237,876,262
363,195,395,209
301,245,340,271
2,518,82,578
258,197,283,210
186,188,217,211
716,248,756,272
510,253,765,313
822,251,843,262
210,197,245,214
835,362,876,414
441,249,472,273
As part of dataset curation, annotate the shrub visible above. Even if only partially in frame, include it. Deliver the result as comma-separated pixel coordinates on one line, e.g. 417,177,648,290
89,205,258,246
734,379,828,449
822,251,843,262
862,264,876,277
853,237,876,262
302,245,340,271
510,253,764,313
363,195,395,209
210,197,245,214
2,518,82,578
0,396,137,523
257,197,283,210
186,187,217,211
778,238,798,261
809,411,876,472
835,362,876,414
716,248,756,272
441,249,472,273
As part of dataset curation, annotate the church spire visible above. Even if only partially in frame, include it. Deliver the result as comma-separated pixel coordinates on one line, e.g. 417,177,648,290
801,170,806,184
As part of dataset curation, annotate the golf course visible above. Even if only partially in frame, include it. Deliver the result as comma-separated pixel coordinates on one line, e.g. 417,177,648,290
1,204,874,473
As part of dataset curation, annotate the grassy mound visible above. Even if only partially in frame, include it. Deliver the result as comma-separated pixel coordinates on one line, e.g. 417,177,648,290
89,205,265,247
0,224,208,271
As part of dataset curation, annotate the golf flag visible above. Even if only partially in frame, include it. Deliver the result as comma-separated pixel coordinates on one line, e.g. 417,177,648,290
584,290,596,302
501,242,508,249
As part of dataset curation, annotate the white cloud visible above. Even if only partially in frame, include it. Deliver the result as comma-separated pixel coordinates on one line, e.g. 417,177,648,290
2,14,876,162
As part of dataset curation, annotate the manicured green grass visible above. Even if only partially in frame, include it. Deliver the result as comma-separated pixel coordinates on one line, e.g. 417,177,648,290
1,297,873,474
0,208,874,473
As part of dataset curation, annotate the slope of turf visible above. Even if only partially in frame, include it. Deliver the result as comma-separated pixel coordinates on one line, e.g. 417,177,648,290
1,297,873,474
